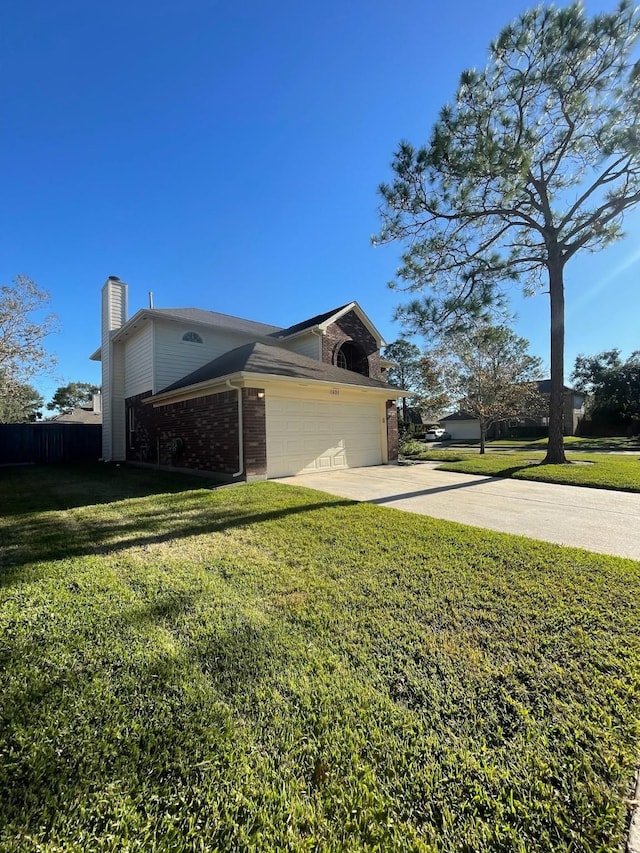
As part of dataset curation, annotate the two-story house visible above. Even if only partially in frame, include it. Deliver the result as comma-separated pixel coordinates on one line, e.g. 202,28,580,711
91,277,404,480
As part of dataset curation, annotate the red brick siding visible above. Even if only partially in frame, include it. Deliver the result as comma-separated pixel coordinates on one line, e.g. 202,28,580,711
386,400,399,461
242,388,266,479
322,311,383,379
125,389,240,475
125,387,268,479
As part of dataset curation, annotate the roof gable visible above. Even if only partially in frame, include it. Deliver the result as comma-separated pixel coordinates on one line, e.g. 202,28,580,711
536,379,581,395
440,411,478,422
269,304,351,339
271,301,385,345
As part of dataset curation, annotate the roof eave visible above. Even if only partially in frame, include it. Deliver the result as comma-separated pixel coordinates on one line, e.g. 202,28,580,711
274,326,323,342
147,370,408,407
317,301,386,346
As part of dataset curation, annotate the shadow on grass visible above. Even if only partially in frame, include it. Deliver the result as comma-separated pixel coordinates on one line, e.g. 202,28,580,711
563,438,640,452
0,463,214,517
0,585,284,839
0,489,355,585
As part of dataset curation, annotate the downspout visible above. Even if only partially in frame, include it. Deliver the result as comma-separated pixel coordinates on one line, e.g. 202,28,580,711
225,380,244,478
310,327,324,359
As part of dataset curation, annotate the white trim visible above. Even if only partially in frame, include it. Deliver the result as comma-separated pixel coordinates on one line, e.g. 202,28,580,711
225,380,244,478
317,301,386,346
146,370,403,407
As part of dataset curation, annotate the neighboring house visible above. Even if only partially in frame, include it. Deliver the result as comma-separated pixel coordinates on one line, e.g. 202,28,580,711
439,412,481,441
439,382,586,440
47,393,103,425
400,407,428,436
91,277,405,480
533,380,586,436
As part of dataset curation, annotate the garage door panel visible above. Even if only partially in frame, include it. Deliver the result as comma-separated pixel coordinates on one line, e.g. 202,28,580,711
266,396,383,478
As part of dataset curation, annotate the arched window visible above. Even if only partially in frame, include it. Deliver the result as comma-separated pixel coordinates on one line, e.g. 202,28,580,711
334,341,369,376
182,331,203,344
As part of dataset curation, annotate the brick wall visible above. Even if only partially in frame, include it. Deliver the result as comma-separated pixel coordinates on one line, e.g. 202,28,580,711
125,389,240,475
242,388,266,480
386,400,399,461
125,387,268,479
322,310,383,379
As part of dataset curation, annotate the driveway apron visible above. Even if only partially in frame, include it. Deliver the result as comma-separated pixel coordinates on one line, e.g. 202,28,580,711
273,462,640,560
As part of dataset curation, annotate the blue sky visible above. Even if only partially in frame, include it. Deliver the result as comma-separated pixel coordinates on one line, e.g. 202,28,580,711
2,0,638,404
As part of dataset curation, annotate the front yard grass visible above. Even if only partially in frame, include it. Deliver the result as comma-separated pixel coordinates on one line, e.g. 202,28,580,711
438,451,640,492
1,464,639,851
401,440,640,492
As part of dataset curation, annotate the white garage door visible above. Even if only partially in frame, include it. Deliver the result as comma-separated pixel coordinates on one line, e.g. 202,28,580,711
266,396,384,478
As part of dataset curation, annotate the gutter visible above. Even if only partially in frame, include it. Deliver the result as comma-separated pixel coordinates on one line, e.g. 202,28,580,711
225,379,244,478
146,371,407,407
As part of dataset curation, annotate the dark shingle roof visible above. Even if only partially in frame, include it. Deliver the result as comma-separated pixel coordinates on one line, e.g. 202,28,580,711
151,308,281,337
47,406,102,424
536,379,578,394
269,304,351,339
157,341,401,395
440,411,478,422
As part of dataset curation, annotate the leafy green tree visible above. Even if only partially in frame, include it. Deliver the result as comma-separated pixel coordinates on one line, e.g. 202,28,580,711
0,376,44,422
0,275,57,411
572,349,640,426
384,340,450,425
375,1,640,464
446,325,544,454
47,382,100,413
416,354,451,424
384,339,423,424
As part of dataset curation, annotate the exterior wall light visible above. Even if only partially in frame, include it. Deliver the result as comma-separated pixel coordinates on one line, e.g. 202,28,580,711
257,390,265,399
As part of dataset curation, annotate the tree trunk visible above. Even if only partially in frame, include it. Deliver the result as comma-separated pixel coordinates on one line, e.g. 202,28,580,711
479,422,486,455
544,253,567,464
402,396,408,425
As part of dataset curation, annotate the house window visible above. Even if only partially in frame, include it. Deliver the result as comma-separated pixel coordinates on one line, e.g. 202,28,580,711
128,407,136,448
182,331,203,344
335,341,369,376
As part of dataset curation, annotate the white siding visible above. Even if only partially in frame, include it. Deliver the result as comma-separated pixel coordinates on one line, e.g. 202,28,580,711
442,420,480,441
106,284,127,331
101,279,128,461
124,325,153,397
278,333,321,360
153,320,255,392
101,345,112,460
111,344,126,460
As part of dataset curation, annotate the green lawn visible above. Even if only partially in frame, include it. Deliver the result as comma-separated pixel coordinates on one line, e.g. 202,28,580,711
488,436,640,452
1,465,639,852
438,452,640,491
401,439,640,492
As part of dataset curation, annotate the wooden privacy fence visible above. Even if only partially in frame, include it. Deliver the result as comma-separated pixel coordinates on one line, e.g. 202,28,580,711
0,424,102,465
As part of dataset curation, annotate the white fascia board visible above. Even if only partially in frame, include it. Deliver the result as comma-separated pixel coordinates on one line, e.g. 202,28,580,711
273,327,320,343
146,371,408,407
89,347,102,361
238,372,404,396
317,301,386,346
110,310,152,344
144,372,243,407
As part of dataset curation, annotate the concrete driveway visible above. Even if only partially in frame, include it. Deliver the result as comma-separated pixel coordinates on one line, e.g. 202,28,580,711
273,462,640,560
